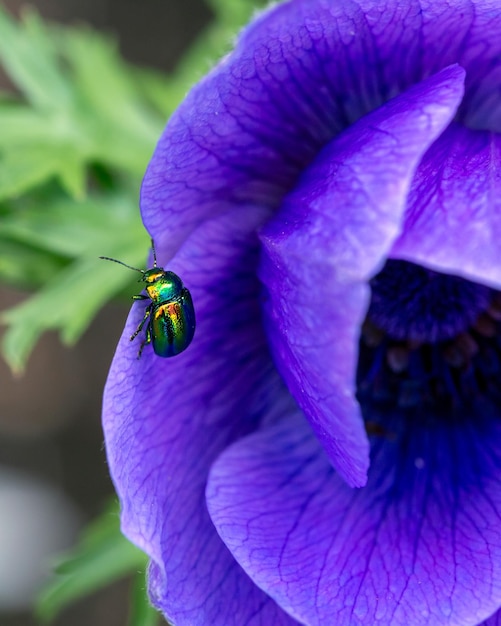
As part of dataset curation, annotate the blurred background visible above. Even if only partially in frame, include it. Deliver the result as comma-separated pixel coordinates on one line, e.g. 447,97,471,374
0,1,256,624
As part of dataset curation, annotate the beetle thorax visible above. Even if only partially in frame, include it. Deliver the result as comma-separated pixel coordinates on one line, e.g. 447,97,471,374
144,270,184,303
143,268,165,283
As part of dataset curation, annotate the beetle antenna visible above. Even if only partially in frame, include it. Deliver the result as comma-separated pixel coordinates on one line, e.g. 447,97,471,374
99,256,144,274
151,238,158,268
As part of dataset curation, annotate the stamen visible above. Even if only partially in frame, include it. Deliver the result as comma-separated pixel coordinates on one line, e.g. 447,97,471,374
357,259,501,421
455,332,478,359
472,312,497,337
368,260,492,342
442,342,466,369
386,345,410,373
361,319,385,347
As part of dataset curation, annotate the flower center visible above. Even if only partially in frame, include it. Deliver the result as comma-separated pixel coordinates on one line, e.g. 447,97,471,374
357,260,501,418
367,260,492,342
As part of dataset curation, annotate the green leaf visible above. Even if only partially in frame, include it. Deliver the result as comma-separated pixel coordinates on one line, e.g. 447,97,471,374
57,27,164,174
0,8,164,205
55,149,87,198
1,191,148,373
0,107,63,146
1,191,140,257
0,143,86,200
36,501,148,623
61,28,161,145
127,573,161,626
0,239,64,287
0,1,270,370
207,0,267,23
1,239,147,373
0,7,72,110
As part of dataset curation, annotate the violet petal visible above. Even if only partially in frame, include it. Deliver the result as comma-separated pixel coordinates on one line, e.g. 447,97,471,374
481,609,501,626
207,410,501,626
391,123,501,288
259,66,464,487
139,0,501,260
103,207,298,625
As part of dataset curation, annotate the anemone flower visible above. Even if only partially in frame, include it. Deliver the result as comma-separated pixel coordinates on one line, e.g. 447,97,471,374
102,1,501,624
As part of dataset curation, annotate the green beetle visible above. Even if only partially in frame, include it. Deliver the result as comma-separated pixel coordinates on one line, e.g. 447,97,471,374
100,241,195,358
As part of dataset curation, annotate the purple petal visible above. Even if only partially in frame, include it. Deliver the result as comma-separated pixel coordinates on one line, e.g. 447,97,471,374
390,124,501,288
207,410,501,626
259,66,464,488
139,0,501,259
481,609,501,626
103,207,298,625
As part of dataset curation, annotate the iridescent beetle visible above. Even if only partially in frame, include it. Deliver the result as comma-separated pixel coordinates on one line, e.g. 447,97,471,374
100,240,195,358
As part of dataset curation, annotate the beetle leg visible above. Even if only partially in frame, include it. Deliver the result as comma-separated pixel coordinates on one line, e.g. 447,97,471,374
137,325,152,359
130,305,151,341
132,294,149,300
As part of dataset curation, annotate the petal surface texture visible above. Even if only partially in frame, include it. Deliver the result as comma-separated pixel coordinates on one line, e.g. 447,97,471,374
103,209,299,625
103,0,501,623
139,0,501,258
207,412,501,626
259,66,464,487
391,124,501,288
482,610,501,625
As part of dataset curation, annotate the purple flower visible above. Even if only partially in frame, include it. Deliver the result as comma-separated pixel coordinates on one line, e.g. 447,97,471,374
102,0,501,624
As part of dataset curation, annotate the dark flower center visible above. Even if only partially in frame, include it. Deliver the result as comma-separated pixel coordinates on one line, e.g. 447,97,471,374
368,260,492,343
357,260,501,420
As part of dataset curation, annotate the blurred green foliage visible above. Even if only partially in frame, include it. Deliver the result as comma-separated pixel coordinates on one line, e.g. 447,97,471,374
36,500,151,623
0,0,267,622
0,0,265,373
